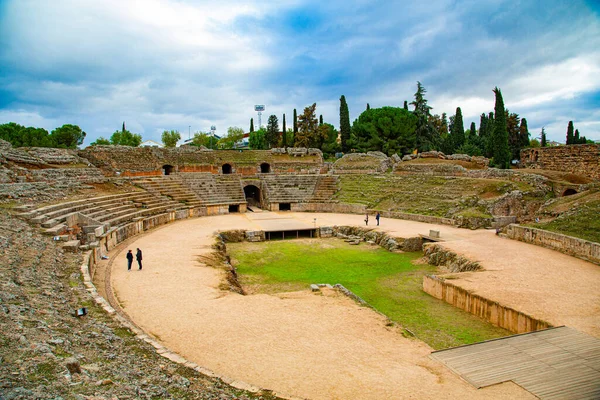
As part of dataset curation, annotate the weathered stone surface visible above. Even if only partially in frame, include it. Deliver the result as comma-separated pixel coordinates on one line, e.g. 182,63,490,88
419,151,445,159
423,243,482,272
332,225,423,252
446,154,471,161
402,154,416,161
390,153,402,163
521,144,600,180
64,357,81,374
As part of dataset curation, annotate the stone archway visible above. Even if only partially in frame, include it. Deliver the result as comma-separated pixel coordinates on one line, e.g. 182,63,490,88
162,165,174,175
260,163,271,173
222,164,232,174
562,188,578,197
244,185,261,207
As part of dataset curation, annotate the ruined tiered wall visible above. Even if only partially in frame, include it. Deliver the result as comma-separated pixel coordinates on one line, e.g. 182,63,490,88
78,146,324,176
521,144,600,180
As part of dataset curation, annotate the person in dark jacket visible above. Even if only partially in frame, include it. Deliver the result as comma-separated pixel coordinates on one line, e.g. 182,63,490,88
126,250,133,271
136,248,143,270
376,212,380,226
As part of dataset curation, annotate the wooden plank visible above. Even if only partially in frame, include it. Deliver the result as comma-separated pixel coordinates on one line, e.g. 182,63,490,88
430,327,600,399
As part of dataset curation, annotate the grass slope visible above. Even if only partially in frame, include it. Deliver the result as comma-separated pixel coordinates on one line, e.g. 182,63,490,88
228,239,510,350
335,174,534,218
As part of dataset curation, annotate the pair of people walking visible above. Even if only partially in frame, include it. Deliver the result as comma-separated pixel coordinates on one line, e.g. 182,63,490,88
365,212,381,226
126,248,143,270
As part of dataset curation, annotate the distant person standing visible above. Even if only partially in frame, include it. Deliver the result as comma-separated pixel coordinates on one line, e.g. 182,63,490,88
136,248,143,270
126,250,133,271
376,212,380,226
365,213,369,226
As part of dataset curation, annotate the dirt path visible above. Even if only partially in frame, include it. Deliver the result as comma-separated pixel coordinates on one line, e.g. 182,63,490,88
105,212,599,399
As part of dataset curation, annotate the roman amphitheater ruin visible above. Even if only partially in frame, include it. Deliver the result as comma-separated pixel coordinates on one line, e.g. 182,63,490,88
1,139,599,399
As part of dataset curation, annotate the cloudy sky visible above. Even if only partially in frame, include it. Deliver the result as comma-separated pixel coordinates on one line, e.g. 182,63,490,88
1,0,599,146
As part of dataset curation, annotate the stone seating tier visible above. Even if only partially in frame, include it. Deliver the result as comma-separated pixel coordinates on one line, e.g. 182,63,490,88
260,175,321,203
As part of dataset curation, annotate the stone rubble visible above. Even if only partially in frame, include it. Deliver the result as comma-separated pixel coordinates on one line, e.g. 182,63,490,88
0,210,280,400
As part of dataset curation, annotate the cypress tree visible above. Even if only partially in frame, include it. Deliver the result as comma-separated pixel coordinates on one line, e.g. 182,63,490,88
403,101,408,110
491,87,511,168
519,118,529,148
541,127,547,147
574,129,580,144
450,107,465,152
366,103,370,111
469,122,476,139
250,118,254,133
319,114,323,126
566,121,574,144
339,95,351,152
293,108,298,146
282,114,287,148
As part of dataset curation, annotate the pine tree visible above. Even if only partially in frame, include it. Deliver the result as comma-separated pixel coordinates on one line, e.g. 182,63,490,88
265,115,279,149
250,118,254,133
293,108,298,146
339,95,351,152
296,103,319,148
282,114,287,148
566,121,574,144
574,129,580,144
541,127,547,147
450,107,464,152
403,101,408,110
491,87,511,168
410,82,432,116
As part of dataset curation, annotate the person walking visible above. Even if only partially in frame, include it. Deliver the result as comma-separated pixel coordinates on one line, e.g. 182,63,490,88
364,213,369,226
376,212,380,226
136,248,143,270
126,250,133,271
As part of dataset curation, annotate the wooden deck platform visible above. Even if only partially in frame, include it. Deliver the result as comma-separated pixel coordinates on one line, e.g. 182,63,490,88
431,326,600,399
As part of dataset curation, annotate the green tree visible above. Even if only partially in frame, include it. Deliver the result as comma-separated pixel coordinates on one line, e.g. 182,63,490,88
574,129,580,144
110,128,142,146
293,108,298,147
161,130,181,147
410,82,437,152
218,127,244,149
403,101,408,110
351,107,417,155
366,103,370,111
450,107,465,152
519,118,530,149
249,128,268,150
281,114,287,148
192,132,217,148
51,124,86,149
321,123,341,155
484,112,495,158
90,137,111,146
540,127,547,147
506,111,522,160
566,121,574,144
265,115,279,148
319,114,324,126
250,118,254,133
0,122,26,146
529,138,541,148
339,95,351,152
296,103,320,148
491,87,511,169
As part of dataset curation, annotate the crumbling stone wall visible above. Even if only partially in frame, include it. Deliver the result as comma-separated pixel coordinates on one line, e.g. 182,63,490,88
78,146,323,176
521,144,600,180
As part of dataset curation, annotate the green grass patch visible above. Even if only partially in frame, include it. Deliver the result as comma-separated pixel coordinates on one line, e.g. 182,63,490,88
228,239,510,349
335,174,535,218
528,199,600,243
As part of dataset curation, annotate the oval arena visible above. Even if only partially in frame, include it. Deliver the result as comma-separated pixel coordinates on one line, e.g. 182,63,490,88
6,144,600,399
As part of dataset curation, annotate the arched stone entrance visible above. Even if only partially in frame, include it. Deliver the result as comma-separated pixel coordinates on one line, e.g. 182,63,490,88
562,188,578,197
260,163,271,173
222,164,232,174
244,185,261,207
162,165,174,175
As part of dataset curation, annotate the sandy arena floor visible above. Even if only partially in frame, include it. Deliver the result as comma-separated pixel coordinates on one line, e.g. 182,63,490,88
104,212,600,399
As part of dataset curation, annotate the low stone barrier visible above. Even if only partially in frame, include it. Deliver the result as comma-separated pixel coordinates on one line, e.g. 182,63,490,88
291,202,366,214
423,275,550,334
380,210,455,226
504,224,600,265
